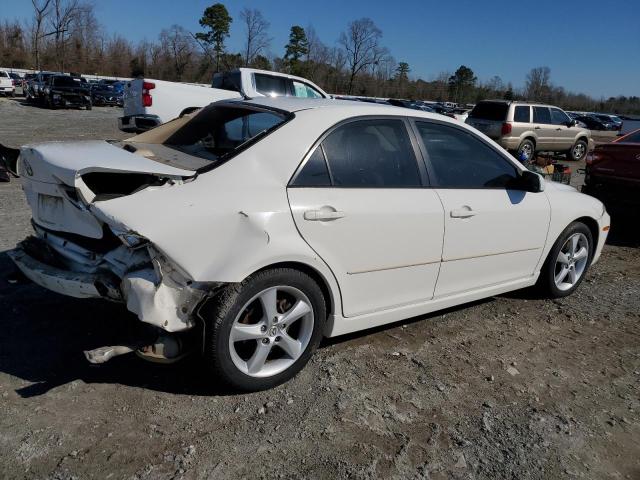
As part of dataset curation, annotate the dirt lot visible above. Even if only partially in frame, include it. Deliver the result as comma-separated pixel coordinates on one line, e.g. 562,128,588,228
1,97,639,480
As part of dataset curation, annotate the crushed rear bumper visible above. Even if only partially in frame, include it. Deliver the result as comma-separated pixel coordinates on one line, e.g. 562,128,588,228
7,242,121,300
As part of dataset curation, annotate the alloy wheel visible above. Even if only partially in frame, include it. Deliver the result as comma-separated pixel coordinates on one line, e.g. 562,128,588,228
554,233,589,291
228,286,314,378
572,143,586,160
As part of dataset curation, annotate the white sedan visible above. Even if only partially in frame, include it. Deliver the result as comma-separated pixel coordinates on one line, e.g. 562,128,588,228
9,98,610,391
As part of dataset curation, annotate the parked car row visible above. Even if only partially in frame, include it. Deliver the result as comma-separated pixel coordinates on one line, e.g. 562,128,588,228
20,71,124,110
567,111,623,131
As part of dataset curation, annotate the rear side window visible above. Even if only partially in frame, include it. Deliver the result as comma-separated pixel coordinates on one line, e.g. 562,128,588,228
513,106,530,123
533,107,552,124
292,148,331,186
469,102,509,121
254,74,288,96
294,119,421,188
416,121,518,188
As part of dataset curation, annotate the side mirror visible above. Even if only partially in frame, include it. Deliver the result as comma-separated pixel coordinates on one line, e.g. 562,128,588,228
566,119,576,127
512,170,545,192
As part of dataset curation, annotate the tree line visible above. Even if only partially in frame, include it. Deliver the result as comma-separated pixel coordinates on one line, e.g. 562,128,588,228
0,1,638,114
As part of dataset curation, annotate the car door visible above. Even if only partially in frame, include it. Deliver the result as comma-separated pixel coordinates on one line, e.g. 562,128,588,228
287,118,445,317
413,120,550,298
532,106,555,150
550,108,575,150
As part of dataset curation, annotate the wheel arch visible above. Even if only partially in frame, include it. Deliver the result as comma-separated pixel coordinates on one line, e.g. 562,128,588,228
573,216,599,254
254,261,336,320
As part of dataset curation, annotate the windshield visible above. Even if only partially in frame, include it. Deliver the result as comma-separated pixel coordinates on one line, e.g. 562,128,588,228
53,76,84,87
127,104,291,170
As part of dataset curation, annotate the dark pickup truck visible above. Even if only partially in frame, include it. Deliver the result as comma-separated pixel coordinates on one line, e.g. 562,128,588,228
43,75,92,110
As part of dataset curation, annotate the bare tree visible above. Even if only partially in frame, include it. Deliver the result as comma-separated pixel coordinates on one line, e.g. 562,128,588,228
339,18,387,94
525,66,552,101
31,0,51,70
239,8,270,67
159,25,195,80
48,0,82,71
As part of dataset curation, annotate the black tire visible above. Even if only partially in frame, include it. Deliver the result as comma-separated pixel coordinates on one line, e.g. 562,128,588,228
569,139,588,161
204,268,326,392
538,221,593,298
516,138,535,164
86,104,92,110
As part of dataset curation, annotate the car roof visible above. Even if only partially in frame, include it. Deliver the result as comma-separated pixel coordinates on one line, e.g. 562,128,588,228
227,96,442,116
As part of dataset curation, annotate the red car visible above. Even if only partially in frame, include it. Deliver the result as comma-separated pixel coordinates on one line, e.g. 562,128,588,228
583,129,640,207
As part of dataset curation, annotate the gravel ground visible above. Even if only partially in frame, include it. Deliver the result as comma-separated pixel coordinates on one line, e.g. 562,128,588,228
1,97,639,480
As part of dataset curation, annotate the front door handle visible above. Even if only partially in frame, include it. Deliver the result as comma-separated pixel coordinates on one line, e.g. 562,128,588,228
450,206,478,218
534,126,541,130
304,207,345,221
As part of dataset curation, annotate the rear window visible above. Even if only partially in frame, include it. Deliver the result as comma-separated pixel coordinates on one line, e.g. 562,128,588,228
0,71,8,78
469,102,509,121
163,105,289,164
212,71,242,92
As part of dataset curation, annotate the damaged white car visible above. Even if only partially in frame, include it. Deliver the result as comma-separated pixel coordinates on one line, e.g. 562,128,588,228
9,98,610,391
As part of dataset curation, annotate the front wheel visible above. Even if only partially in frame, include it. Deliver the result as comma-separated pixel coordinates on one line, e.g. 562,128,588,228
538,222,593,298
569,139,588,161
204,268,326,391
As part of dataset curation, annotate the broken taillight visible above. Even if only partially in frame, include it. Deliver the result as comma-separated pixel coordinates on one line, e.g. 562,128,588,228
142,81,155,107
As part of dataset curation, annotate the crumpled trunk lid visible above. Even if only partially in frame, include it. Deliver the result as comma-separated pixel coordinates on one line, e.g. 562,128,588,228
19,140,195,238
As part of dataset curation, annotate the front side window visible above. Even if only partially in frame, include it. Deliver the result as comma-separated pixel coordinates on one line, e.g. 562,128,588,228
513,106,530,123
292,81,323,98
550,108,571,125
254,74,288,96
533,107,552,124
416,121,518,188
294,119,421,188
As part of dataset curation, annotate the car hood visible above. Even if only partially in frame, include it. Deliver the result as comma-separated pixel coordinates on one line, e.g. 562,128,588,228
19,140,195,187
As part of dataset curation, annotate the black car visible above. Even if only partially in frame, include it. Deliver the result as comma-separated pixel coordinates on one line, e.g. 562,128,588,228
43,75,92,109
90,80,124,107
575,115,610,131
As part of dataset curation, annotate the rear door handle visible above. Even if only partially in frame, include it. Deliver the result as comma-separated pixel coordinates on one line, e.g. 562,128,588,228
304,208,345,221
534,126,541,130
450,207,478,218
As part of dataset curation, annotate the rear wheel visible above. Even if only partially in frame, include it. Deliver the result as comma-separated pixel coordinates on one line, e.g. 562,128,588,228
204,268,325,391
516,139,535,164
569,139,588,161
538,222,593,297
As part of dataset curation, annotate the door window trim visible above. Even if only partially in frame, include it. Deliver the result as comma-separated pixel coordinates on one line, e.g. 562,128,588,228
288,115,429,188
408,118,525,190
